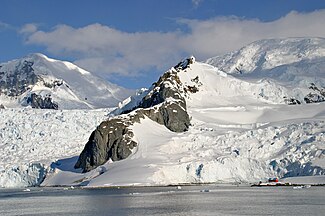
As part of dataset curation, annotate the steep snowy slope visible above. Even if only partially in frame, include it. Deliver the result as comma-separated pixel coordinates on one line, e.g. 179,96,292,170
0,53,133,109
40,57,325,187
206,38,325,104
206,37,325,84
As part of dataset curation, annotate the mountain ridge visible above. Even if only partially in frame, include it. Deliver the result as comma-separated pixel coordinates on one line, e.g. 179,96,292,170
206,37,325,81
0,53,133,109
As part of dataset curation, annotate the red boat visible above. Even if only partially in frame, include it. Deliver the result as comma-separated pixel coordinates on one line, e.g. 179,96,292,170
268,177,279,183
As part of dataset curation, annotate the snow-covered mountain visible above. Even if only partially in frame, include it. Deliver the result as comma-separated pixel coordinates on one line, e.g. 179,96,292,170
42,55,324,187
1,38,325,188
206,37,325,83
0,53,133,109
206,37,325,104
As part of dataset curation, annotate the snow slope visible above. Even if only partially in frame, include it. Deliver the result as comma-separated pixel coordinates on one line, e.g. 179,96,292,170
206,37,325,87
0,53,133,109
41,58,325,187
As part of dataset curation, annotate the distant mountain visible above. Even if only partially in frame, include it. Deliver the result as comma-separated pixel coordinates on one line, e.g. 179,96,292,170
206,37,325,82
206,37,325,104
0,53,133,109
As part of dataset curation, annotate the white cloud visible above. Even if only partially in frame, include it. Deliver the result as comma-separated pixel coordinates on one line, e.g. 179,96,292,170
180,10,325,58
25,24,184,77
20,23,38,34
22,10,325,79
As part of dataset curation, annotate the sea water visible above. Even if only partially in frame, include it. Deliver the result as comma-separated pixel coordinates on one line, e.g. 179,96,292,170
0,185,324,215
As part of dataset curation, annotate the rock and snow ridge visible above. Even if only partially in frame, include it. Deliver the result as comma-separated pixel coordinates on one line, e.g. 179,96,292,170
74,57,193,173
42,54,325,187
0,53,133,109
1,38,325,188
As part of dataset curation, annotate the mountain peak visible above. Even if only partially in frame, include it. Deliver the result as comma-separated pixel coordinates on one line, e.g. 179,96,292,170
206,37,325,85
0,54,133,109
26,53,49,59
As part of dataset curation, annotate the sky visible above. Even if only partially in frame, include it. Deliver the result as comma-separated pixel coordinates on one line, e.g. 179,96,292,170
1,0,325,89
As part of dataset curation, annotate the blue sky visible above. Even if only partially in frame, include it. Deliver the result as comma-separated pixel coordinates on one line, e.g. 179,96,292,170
1,0,325,88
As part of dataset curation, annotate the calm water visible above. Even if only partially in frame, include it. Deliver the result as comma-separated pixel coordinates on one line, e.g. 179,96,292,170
0,185,324,216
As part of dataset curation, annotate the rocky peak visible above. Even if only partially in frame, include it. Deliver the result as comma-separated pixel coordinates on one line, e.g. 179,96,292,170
0,59,38,97
26,93,59,110
0,53,134,109
75,57,196,172
174,56,195,71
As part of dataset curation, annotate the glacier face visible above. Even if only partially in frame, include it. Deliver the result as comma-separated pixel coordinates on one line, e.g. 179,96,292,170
0,163,46,188
0,108,111,187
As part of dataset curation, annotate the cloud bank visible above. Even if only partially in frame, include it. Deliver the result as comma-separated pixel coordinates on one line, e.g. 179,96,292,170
22,10,325,78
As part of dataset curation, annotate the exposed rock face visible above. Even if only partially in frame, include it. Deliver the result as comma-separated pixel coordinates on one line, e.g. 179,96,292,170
0,59,59,110
0,104,4,109
74,117,137,172
0,60,38,97
136,68,190,132
283,83,325,105
26,93,59,110
75,57,194,172
304,93,325,103
304,83,325,104
284,97,301,105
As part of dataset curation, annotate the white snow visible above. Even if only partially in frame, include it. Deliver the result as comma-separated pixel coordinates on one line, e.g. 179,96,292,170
205,37,325,88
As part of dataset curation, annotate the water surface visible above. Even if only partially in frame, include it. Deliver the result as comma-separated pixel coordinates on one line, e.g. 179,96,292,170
0,185,324,215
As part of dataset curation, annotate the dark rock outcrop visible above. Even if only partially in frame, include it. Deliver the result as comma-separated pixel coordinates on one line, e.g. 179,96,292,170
284,97,301,105
75,57,195,172
0,104,5,109
304,83,325,104
284,83,325,105
136,68,190,132
304,93,325,103
74,117,137,172
26,93,59,109
0,60,38,96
